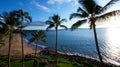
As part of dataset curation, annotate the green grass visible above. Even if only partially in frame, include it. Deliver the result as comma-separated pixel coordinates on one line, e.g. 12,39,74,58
0,55,97,67
24,60,34,67
11,60,22,67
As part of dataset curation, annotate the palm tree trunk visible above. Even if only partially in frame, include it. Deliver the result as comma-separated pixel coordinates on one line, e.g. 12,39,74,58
35,41,38,56
21,33,24,67
55,28,58,67
8,31,12,67
93,24,104,67
33,41,38,67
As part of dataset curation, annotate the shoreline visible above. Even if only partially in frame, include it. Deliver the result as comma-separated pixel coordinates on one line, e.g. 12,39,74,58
43,49,120,67
23,38,120,67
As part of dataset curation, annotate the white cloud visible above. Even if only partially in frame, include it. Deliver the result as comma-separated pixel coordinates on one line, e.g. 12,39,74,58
30,0,51,12
47,0,71,4
47,0,79,5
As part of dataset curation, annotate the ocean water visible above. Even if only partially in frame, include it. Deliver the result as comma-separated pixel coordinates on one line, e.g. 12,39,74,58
26,28,120,66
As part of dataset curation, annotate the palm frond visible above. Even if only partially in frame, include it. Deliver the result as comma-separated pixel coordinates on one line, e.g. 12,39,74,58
77,7,89,15
52,14,60,23
69,13,87,20
0,21,7,26
71,19,87,30
46,24,54,31
96,10,120,21
60,25,67,29
21,30,27,37
41,39,46,43
60,19,67,22
98,0,119,14
94,5,102,14
47,14,67,30
26,16,32,22
46,20,54,24
29,30,46,43
77,7,89,17
78,0,97,14
29,37,36,44
46,20,55,31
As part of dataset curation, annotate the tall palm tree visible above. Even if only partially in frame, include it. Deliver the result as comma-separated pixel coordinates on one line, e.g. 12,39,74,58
16,9,32,67
69,0,120,67
46,14,67,67
29,30,46,67
1,10,25,67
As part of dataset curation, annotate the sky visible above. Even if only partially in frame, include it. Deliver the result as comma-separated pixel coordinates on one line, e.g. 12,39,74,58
0,0,120,30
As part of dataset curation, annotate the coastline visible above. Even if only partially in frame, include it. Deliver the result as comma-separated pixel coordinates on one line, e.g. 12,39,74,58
43,49,120,67
0,34,119,67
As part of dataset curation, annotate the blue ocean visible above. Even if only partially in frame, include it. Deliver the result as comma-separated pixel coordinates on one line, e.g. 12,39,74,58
25,28,120,66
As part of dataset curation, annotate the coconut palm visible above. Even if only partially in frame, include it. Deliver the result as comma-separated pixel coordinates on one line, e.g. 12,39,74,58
46,14,67,67
69,0,120,67
29,30,46,67
2,11,18,67
1,10,26,67
29,30,46,56
16,9,32,67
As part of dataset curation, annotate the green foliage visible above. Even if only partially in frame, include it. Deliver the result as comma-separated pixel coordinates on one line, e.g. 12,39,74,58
46,14,67,30
0,62,7,67
71,19,87,30
29,30,46,44
0,56,8,67
0,55,98,67
11,60,22,67
24,54,35,61
24,60,34,67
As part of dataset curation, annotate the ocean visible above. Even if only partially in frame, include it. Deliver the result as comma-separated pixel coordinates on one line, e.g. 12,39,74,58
25,28,120,66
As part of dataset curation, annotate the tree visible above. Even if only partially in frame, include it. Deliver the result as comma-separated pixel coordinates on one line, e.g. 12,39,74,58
69,0,120,67
16,9,32,67
29,30,46,67
2,11,19,67
29,30,46,56
46,14,67,67
1,10,29,67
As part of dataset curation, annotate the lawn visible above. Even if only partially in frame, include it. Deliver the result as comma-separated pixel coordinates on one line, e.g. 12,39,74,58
0,55,97,67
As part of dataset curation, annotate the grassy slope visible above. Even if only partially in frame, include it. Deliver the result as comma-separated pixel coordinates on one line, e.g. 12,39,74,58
0,55,97,67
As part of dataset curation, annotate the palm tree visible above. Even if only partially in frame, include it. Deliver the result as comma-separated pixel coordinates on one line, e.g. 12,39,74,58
2,11,18,67
29,30,46,56
1,10,25,67
16,9,32,67
46,14,67,67
69,0,120,67
29,30,46,67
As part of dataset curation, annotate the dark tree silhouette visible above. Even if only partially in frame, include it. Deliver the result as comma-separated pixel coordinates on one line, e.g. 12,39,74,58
70,0,120,67
46,14,67,67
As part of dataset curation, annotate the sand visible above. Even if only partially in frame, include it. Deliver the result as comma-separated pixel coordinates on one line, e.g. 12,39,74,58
0,34,35,56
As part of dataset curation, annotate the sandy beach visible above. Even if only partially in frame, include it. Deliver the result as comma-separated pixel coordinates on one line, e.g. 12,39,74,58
0,34,35,56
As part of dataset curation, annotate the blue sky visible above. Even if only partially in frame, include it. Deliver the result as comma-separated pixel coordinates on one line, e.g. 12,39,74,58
0,0,120,30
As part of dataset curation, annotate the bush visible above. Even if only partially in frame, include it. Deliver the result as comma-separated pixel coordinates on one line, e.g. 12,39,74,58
24,54,34,61
0,62,6,67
